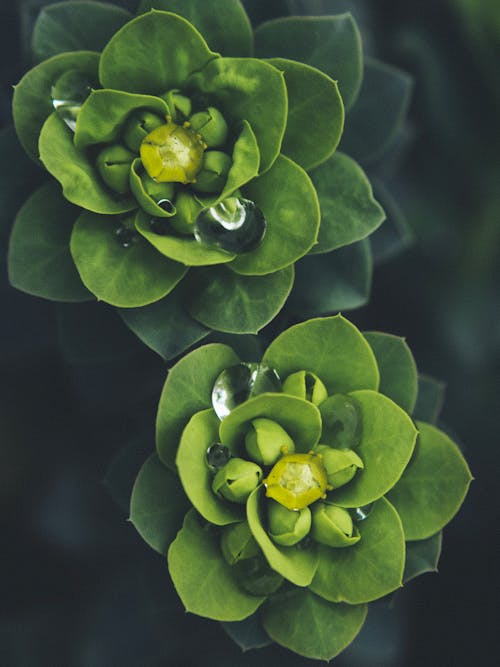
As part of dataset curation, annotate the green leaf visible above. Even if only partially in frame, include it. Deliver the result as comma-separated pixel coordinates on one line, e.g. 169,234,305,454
333,390,418,507
341,58,413,164
404,532,442,583
32,1,132,62
103,431,153,513
138,0,253,57
262,589,367,661
8,182,92,302
39,113,136,214
70,211,187,307
130,453,189,555
369,179,413,264
387,422,472,540
309,152,385,254
168,509,266,620
211,121,260,204
189,57,287,173
255,14,363,110
266,58,343,170
99,10,217,94
13,51,100,160
247,487,319,586
74,89,168,149
363,332,418,413
290,239,373,315
220,393,322,453
156,343,240,469
413,374,446,423
176,409,243,525
222,613,272,651
229,155,320,275
263,314,379,395
187,264,294,334
310,497,405,604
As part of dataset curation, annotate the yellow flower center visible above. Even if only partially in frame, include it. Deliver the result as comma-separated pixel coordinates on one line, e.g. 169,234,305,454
263,452,329,510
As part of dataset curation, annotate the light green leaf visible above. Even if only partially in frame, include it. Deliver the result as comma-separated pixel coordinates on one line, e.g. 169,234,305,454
222,613,272,651
8,182,92,302
363,331,418,413
255,14,363,110
138,0,253,57
404,532,442,583
310,497,405,603
263,314,379,395
247,487,319,586
211,121,260,204
70,211,186,307
229,155,320,276
168,509,265,621
32,1,131,62
333,390,418,507
13,50,99,160
262,589,367,661
413,374,446,423
309,152,385,254
130,453,189,555
176,409,243,525
156,343,240,469
387,422,472,540
267,58,344,170
187,265,294,334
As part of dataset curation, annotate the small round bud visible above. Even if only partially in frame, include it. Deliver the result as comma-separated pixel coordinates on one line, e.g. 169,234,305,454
245,418,295,466
315,445,363,489
169,191,203,234
212,458,262,504
220,522,260,565
96,144,134,194
267,500,311,547
192,150,232,193
189,107,229,148
123,110,165,152
282,370,328,406
311,503,360,548
162,89,192,120
139,170,175,201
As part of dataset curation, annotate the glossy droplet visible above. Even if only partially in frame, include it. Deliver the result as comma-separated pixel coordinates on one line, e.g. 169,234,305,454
194,197,266,254
350,503,374,522
157,198,175,213
212,363,281,420
114,225,137,248
206,443,231,470
51,70,93,131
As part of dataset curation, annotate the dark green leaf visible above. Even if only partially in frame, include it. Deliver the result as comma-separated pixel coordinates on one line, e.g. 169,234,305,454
222,613,272,651
413,374,446,423
370,179,413,264
403,532,442,583
104,431,154,513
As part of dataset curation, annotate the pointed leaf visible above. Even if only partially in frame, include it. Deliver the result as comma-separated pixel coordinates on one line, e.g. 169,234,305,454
370,178,413,264
222,613,272,652
413,374,446,423
404,532,442,583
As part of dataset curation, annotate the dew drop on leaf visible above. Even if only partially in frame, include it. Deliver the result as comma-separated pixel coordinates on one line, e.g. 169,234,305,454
114,225,137,248
206,443,231,470
212,363,281,419
157,198,175,213
350,503,374,522
51,70,93,132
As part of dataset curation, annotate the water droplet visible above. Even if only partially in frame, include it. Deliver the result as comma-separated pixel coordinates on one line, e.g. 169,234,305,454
350,503,374,522
157,198,175,213
212,363,281,420
114,225,137,248
206,443,231,470
51,70,93,131
194,197,266,254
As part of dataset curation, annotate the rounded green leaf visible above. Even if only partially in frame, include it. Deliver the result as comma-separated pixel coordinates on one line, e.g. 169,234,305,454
32,1,132,62
129,158,177,218
8,182,92,302
138,0,253,57
268,57,343,170
229,155,320,275
262,589,367,661
310,497,405,604
189,57,287,173
309,152,385,254
156,343,240,468
364,332,418,413
39,113,136,214
263,314,379,395
168,509,265,621
99,10,217,94
247,487,319,586
255,14,363,110
222,613,272,652
220,393,322,454
187,264,294,334
176,409,243,525
404,532,442,583
333,390,418,507
130,453,189,555
387,422,473,540
70,211,186,307
13,50,99,160
413,374,446,423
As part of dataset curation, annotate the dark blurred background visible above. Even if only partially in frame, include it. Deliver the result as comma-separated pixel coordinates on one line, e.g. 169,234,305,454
0,1,498,665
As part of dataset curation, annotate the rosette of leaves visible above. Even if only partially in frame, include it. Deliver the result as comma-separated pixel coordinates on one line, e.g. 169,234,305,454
130,315,472,661
7,0,392,359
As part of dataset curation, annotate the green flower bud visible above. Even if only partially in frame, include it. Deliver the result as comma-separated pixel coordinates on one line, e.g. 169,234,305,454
220,521,260,565
192,150,232,193
316,445,363,489
169,191,203,235
140,170,175,202
162,89,192,121
282,370,328,406
123,110,165,152
96,144,134,194
320,394,363,449
245,418,295,466
233,554,284,596
267,500,311,547
311,503,360,548
212,458,262,504
189,107,229,148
